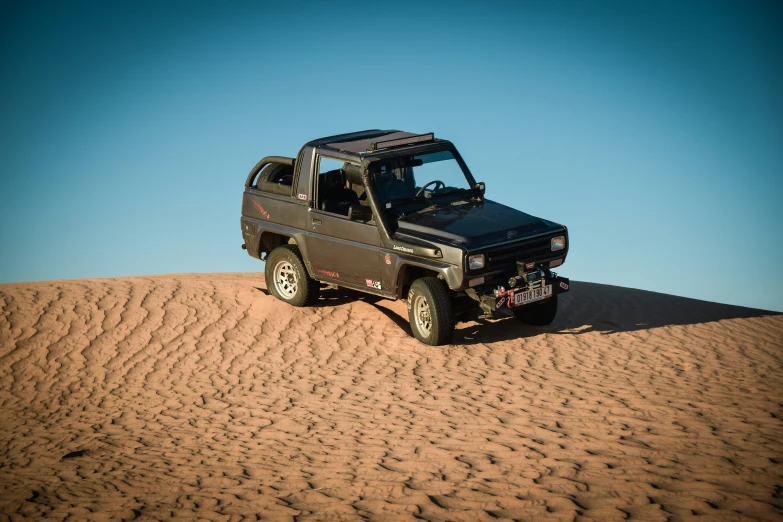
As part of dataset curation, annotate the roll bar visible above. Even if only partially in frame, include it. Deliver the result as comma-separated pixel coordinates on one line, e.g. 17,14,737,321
245,156,295,189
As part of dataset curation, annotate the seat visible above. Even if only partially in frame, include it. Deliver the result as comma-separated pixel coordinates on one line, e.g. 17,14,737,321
320,170,359,216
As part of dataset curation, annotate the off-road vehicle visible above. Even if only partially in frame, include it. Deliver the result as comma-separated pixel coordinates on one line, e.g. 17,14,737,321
240,130,570,345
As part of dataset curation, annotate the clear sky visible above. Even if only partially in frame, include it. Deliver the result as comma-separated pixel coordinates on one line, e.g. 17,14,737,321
1,0,781,312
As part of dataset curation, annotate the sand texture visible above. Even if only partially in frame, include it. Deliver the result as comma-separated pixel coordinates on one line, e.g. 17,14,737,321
0,273,781,521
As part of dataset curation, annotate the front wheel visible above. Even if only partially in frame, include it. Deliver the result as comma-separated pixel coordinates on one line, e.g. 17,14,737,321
512,294,558,325
264,245,319,307
407,278,454,346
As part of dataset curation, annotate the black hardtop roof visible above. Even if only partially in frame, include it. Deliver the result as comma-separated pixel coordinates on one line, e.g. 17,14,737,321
307,129,447,161
305,129,398,148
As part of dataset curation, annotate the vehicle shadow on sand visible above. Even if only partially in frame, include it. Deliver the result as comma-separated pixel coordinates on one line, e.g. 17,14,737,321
315,286,414,336
257,282,779,346
454,281,780,345
256,285,414,335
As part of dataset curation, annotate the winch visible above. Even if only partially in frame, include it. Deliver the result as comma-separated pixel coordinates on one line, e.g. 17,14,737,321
504,261,547,292
476,261,570,319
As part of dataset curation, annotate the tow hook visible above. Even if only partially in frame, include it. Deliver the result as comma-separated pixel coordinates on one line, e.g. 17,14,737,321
241,244,247,250
466,288,496,319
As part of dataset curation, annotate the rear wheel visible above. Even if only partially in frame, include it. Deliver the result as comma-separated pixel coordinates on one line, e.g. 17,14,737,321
407,278,454,346
265,245,319,306
512,294,558,325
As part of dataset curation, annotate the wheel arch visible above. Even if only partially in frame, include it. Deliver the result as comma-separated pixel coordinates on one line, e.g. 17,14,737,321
258,231,296,259
395,264,443,300
258,230,318,278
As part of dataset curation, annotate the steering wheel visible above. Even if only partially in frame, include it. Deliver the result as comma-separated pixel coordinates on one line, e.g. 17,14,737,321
415,180,445,198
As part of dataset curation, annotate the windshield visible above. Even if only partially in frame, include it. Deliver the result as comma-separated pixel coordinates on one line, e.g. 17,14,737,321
370,150,472,205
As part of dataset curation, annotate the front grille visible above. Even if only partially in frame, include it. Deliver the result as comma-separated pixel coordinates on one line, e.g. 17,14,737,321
484,235,553,271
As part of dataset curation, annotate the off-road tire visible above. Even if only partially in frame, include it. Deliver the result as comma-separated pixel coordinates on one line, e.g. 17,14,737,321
512,294,558,325
407,277,454,346
265,245,319,307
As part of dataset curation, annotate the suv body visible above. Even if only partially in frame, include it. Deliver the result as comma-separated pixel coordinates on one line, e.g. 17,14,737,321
241,130,570,345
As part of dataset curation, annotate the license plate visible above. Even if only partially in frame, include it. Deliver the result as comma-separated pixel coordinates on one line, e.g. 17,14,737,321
514,285,552,306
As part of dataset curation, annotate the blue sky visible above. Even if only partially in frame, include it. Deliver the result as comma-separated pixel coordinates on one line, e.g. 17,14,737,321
1,0,781,312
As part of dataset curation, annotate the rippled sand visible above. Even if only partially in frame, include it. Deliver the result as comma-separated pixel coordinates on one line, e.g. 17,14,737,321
1,273,781,521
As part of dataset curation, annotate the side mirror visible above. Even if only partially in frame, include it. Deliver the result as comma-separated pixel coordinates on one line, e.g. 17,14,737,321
475,182,485,196
348,205,373,222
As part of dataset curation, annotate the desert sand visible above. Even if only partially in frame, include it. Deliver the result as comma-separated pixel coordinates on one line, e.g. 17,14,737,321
0,273,781,521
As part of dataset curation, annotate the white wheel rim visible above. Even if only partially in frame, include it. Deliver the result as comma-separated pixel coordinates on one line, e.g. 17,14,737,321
273,260,298,299
414,294,432,337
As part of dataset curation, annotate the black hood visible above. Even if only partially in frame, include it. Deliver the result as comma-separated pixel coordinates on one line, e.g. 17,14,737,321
393,199,563,250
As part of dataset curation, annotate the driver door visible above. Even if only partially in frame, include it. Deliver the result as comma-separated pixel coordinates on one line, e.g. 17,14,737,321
303,156,383,293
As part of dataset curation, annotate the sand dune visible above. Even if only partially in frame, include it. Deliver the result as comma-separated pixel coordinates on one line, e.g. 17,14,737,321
0,273,781,521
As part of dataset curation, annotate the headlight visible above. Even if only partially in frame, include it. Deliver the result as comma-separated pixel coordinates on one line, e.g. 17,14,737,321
468,254,485,269
551,236,566,251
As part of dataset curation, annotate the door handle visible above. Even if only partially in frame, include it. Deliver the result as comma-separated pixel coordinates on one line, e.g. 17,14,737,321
312,218,322,226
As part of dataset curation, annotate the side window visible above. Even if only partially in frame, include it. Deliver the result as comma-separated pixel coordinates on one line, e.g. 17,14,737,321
316,157,360,216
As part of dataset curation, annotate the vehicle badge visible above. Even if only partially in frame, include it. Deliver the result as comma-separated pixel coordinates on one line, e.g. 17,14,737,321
560,282,569,290
507,230,518,238
384,254,392,265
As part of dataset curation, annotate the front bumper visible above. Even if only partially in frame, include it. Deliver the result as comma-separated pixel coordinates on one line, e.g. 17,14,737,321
476,269,570,318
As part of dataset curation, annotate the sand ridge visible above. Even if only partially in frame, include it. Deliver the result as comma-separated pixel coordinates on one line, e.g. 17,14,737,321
0,273,781,521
